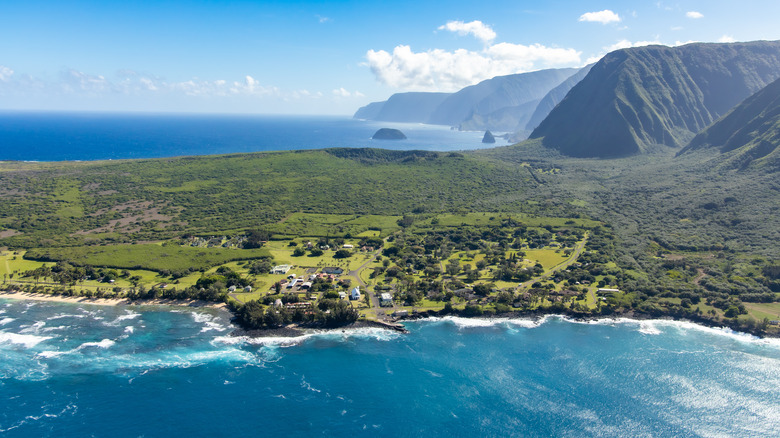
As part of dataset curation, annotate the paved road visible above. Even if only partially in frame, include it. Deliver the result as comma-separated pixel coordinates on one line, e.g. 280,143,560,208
346,247,389,320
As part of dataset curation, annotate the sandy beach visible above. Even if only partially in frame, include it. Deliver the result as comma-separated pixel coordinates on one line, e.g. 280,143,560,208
0,290,227,309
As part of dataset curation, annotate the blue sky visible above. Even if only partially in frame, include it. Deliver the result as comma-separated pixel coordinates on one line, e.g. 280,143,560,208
1,0,778,115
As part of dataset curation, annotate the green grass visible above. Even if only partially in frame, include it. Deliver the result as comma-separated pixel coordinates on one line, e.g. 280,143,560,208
524,249,568,270
24,244,271,273
743,302,780,321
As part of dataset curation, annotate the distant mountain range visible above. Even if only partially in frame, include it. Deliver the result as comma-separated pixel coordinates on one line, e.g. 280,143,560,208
680,76,780,169
531,41,780,158
354,67,578,132
356,40,780,162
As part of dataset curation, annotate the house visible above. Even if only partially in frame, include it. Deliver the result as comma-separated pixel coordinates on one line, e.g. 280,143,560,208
243,286,252,292
271,265,292,275
300,281,312,290
350,286,361,300
287,279,300,289
323,267,343,275
228,285,237,292
597,288,620,293
343,244,354,249
380,293,393,307
274,299,283,308
338,291,347,300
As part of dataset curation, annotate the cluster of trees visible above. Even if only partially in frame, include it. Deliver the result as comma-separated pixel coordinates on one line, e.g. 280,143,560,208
230,298,358,330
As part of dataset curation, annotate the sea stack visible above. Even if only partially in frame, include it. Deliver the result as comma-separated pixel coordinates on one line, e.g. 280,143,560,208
372,128,407,140
482,130,496,143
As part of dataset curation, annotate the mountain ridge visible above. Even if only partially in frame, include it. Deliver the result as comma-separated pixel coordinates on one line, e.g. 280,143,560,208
530,41,780,158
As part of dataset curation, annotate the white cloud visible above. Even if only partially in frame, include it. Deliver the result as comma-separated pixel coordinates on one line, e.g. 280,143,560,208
62,69,109,93
718,35,736,43
579,10,621,24
366,43,580,92
316,15,330,23
585,39,662,64
605,39,662,52
438,20,496,43
0,66,13,82
686,11,704,19
331,88,364,98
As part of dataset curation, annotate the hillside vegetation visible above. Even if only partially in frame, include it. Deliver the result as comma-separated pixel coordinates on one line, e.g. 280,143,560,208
681,76,780,170
532,41,780,157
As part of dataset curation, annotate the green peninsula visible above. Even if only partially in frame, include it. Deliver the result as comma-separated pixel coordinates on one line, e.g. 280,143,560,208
0,145,778,336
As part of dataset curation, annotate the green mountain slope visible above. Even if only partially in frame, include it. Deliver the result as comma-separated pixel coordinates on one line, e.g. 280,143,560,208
428,68,577,128
680,77,780,169
531,41,780,158
353,68,577,131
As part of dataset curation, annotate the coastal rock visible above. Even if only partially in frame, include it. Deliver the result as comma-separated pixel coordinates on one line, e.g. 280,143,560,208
482,130,496,143
372,128,407,140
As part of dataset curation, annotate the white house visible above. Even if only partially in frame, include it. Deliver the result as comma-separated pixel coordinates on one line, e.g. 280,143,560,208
343,244,354,249
380,293,393,306
272,265,292,275
338,291,347,300
350,286,361,300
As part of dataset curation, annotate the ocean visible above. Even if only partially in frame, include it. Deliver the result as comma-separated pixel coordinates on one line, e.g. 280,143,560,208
1,299,778,437
0,112,500,161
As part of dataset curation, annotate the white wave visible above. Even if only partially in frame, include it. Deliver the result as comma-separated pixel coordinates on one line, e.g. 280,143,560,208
419,315,549,330
78,339,115,349
0,403,77,434
46,313,87,321
38,338,117,359
0,317,15,325
19,321,46,334
37,350,66,358
638,321,662,335
212,327,401,348
192,312,230,333
104,311,140,327
124,326,135,334
0,331,52,348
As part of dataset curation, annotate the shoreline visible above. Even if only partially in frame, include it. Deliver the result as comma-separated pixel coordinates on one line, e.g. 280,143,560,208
2,289,775,340
0,290,227,310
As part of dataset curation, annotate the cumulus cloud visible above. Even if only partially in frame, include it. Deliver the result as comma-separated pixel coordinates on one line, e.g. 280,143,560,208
718,35,736,43
685,11,704,19
316,15,330,23
585,39,662,64
366,43,580,92
438,20,496,43
579,10,621,24
331,87,363,98
605,39,662,52
0,66,13,82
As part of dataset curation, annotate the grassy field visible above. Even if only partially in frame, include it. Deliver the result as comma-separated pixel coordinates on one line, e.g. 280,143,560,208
23,244,271,273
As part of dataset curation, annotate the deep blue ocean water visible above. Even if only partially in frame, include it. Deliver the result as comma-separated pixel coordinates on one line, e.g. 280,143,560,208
1,299,779,437
0,112,499,161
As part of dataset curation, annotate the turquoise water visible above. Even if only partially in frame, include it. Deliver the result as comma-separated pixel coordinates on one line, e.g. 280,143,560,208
1,298,778,437
0,113,498,161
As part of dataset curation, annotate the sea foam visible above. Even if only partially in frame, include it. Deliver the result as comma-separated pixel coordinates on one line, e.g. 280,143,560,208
0,331,53,348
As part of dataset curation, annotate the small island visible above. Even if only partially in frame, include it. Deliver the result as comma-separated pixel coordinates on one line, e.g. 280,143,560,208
372,128,407,140
482,130,496,143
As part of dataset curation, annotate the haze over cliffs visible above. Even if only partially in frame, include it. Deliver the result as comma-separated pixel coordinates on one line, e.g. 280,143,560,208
354,67,577,132
680,76,780,169
531,41,780,158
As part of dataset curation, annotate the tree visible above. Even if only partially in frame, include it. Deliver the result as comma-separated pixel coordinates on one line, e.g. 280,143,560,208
293,247,306,257
446,259,461,276
334,249,352,259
